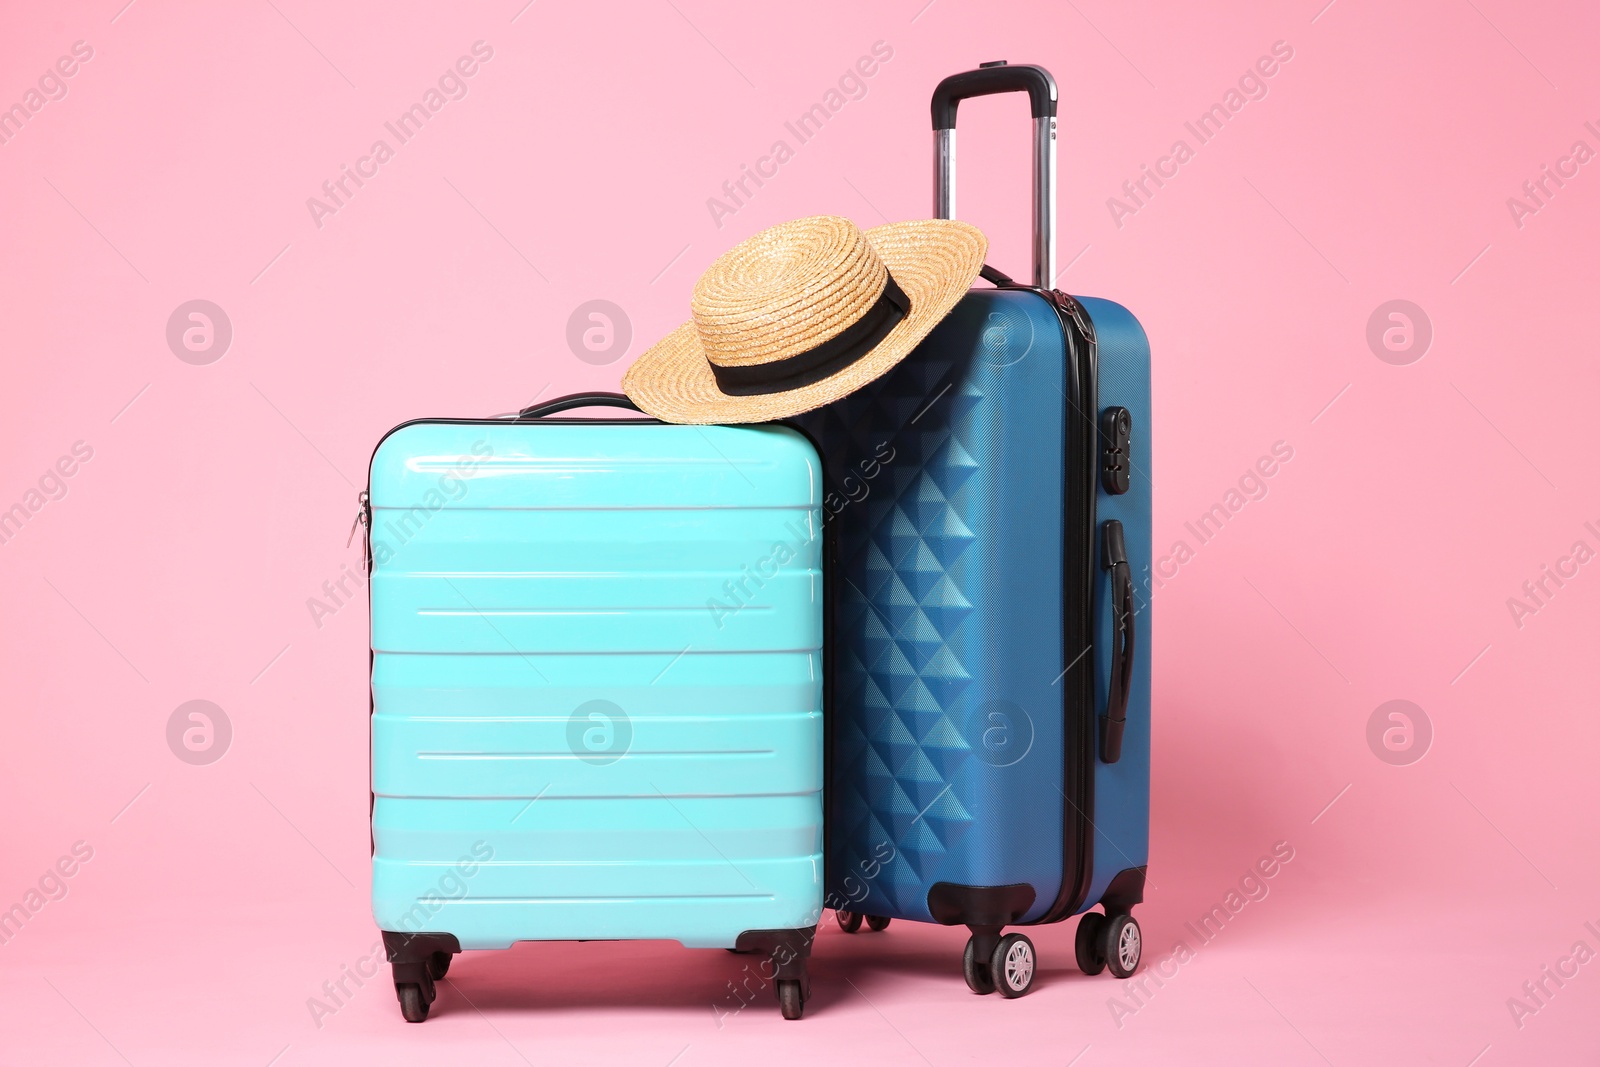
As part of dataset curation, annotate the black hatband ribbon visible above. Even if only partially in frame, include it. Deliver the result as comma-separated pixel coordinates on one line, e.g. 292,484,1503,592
710,272,910,396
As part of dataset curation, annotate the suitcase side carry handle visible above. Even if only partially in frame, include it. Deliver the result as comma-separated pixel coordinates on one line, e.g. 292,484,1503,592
1100,519,1135,764
516,392,641,419
930,61,1058,288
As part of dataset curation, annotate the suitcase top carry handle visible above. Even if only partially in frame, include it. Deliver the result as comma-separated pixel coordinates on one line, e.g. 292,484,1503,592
516,392,641,419
930,61,1058,289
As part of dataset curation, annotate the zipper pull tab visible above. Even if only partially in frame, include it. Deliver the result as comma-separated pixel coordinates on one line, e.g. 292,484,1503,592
347,490,370,548
1050,290,1096,343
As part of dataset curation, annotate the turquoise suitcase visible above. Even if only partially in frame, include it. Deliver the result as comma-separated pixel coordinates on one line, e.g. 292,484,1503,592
361,393,825,1021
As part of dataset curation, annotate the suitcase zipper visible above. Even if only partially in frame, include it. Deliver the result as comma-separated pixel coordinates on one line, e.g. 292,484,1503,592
986,279,1097,343
349,489,371,570
1048,290,1096,344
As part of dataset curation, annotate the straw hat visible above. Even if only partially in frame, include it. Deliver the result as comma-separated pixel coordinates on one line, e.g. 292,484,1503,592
622,215,986,424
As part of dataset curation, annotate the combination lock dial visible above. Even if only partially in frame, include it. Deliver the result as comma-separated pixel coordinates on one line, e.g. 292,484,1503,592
1100,406,1132,495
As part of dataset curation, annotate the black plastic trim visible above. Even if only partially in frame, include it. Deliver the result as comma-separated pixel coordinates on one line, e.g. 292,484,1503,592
1100,406,1131,495
517,391,640,419
979,263,1016,288
931,63,1058,129
1099,866,1146,917
383,932,456,1001
733,926,817,982
1099,519,1133,764
1034,288,1100,926
382,930,461,963
926,882,1036,927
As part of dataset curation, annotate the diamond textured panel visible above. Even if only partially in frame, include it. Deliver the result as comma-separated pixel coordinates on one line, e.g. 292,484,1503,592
800,339,988,917
801,290,1074,925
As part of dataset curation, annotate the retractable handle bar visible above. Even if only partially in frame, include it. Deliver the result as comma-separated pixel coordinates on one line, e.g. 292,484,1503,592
930,61,1059,288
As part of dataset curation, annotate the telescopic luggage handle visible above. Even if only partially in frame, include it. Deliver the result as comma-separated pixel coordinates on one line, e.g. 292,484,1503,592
516,392,641,419
931,62,1059,289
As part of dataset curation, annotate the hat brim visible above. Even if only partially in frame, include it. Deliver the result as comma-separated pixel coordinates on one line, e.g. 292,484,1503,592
622,219,987,424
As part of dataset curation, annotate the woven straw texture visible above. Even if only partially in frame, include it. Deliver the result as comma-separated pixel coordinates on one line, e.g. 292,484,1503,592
623,216,986,424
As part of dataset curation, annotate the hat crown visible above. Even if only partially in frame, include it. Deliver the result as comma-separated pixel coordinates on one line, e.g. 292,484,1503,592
690,216,890,370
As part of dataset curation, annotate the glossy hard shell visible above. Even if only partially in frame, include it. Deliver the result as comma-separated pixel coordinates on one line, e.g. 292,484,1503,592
367,420,825,950
1079,296,1153,914
799,287,1152,925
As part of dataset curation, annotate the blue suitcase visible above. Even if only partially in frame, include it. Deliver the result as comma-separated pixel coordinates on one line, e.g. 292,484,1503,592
361,393,826,1021
797,63,1152,997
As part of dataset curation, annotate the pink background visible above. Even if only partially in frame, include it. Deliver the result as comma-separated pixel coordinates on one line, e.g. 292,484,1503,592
3,0,1597,1062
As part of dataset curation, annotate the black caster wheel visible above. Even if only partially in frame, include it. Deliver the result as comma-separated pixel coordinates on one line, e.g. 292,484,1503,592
397,983,430,1023
991,933,1036,998
1075,912,1107,975
835,909,864,933
962,935,996,995
865,914,891,932
1103,914,1142,979
777,979,806,1020
426,951,451,980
